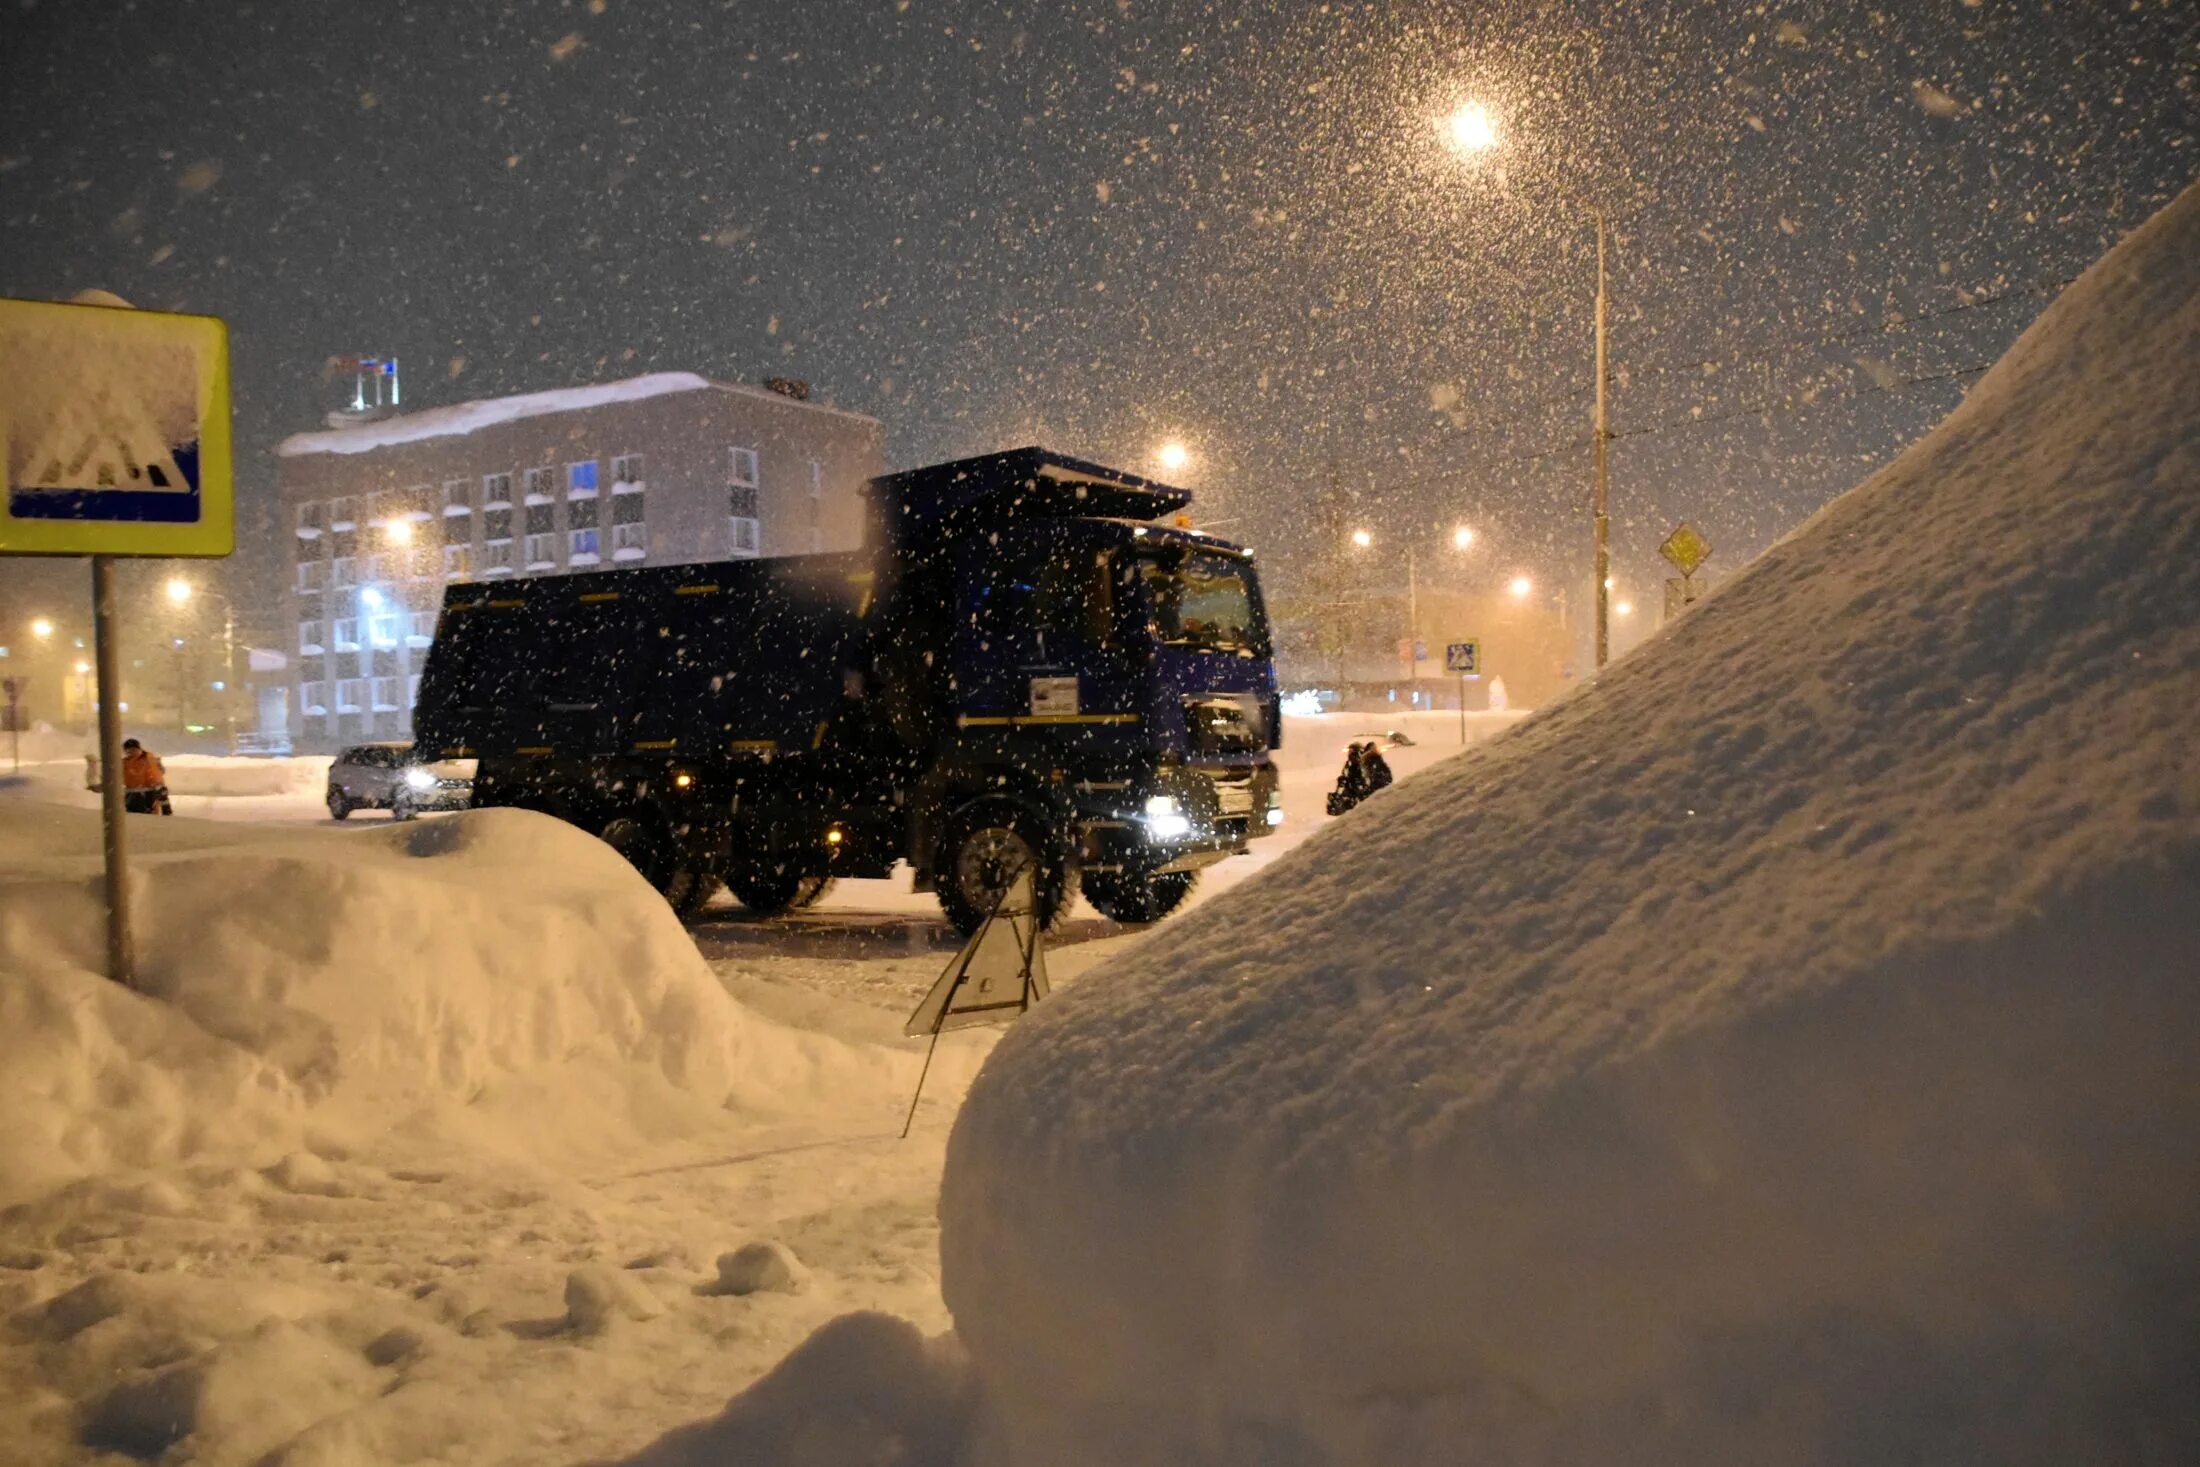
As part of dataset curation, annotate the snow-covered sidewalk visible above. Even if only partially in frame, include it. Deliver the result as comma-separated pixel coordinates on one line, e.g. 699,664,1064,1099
0,720,1485,1466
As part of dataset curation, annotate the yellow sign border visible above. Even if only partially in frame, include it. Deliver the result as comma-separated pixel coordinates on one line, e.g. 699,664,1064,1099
0,296,234,558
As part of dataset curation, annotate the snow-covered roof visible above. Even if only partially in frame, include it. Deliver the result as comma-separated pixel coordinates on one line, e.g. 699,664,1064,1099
276,371,875,458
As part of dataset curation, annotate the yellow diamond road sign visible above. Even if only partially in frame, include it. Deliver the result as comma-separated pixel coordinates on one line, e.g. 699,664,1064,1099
1659,521,1712,578
0,296,233,558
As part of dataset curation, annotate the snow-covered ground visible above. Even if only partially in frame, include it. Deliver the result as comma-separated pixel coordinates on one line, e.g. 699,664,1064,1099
0,716,1494,1466
917,183,2200,1464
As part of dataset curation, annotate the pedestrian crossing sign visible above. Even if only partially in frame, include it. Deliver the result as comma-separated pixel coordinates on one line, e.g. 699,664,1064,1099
0,296,233,557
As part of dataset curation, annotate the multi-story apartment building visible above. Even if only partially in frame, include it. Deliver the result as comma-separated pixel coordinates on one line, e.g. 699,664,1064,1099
276,371,883,749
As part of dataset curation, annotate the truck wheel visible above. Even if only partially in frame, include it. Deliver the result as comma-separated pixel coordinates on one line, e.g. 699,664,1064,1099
665,869,722,922
935,803,1067,936
326,789,352,821
726,864,806,916
390,793,418,822
1082,870,1197,925
598,811,670,888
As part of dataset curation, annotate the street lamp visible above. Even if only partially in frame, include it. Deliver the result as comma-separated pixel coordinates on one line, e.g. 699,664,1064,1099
163,578,239,754
1509,575,1534,600
1350,528,1374,548
1351,526,1479,687
1452,525,1475,550
30,617,54,640
1443,97,1616,671
383,517,415,547
1155,440,1191,475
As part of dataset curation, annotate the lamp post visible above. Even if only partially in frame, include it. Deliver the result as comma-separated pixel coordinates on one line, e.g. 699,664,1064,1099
165,578,239,755
1442,101,1615,670
1350,526,1479,697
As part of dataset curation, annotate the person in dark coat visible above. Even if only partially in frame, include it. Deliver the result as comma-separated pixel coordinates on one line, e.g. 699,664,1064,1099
1328,742,1370,816
1362,742,1395,794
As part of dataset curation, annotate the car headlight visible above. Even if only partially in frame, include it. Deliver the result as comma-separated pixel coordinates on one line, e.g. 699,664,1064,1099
1143,794,1193,841
1265,807,1285,827
404,767,436,791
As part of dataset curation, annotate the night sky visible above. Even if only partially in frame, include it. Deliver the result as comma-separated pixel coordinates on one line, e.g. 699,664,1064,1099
2,0,2194,630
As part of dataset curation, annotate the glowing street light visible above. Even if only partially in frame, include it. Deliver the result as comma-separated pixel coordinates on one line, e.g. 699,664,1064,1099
164,578,239,753
1350,528,1374,549
1443,102,1499,155
384,517,415,546
1442,95,1616,669
1508,575,1534,600
30,617,55,640
1452,525,1475,550
1155,440,1191,475
1615,600,1635,617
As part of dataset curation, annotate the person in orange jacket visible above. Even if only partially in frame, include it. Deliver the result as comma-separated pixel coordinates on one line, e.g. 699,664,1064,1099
121,738,172,815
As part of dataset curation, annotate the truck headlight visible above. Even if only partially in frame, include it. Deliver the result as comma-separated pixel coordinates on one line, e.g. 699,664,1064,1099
404,767,436,791
1266,806,1285,827
1143,794,1192,841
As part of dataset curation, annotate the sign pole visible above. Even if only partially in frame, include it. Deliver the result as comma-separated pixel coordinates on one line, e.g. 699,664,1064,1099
5,678,19,774
1458,673,1467,746
91,555,135,989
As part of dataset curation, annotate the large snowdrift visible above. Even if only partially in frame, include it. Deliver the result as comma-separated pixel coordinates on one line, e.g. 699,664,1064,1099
0,803,851,1206
935,186,2200,1463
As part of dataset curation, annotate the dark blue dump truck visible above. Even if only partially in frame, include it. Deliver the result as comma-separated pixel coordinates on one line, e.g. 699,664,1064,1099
412,448,1282,932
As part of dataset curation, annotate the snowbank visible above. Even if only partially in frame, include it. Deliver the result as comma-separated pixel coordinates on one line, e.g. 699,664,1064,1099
932,186,2200,1462
0,803,854,1205
159,752,332,798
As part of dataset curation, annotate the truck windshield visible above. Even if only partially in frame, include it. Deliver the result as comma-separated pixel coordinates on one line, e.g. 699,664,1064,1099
1139,548,1266,655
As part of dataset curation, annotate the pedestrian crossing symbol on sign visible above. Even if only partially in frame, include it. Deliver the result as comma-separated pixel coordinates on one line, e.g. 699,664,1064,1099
0,295,233,558
1445,640,1481,675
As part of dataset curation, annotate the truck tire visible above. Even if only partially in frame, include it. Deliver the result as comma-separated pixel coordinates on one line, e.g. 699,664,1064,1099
1081,869,1197,925
665,869,722,922
598,810,671,888
935,802,1068,936
726,863,806,916
327,790,351,821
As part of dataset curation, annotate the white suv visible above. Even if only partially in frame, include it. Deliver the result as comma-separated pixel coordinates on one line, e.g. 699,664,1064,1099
326,743,473,821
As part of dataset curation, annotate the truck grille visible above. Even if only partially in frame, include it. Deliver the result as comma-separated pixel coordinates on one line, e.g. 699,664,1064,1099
1185,696,1263,756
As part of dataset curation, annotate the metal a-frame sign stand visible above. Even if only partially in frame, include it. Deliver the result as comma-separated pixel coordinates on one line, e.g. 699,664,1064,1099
0,294,235,990
900,864,1051,1138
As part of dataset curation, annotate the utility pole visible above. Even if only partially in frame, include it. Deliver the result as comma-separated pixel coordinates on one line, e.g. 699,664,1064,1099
221,599,238,755
1592,208,1611,671
1406,546,1420,690
92,557,134,989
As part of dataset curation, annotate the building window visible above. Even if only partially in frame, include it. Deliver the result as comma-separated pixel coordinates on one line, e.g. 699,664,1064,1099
523,467,556,503
329,496,357,530
359,552,385,584
611,452,645,487
367,490,394,522
297,560,326,594
727,484,758,519
332,617,360,651
298,619,325,655
569,527,602,563
407,673,422,707
443,479,473,515
409,545,438,581
729,446,759,487
444,543,474,580
483,506,513,542
611,520,646,561
407,611,436,645
404,484,434,520
481,539,513,574
331,556,356,589
524,533,558,569
730,517,761,557
336,679,364,712
482,473,513,508
367,613,401,649
370,676,400,712
300,680,327,715
567,460,599,496
296,502,325,538
524,501,555,536
569,496,599,531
